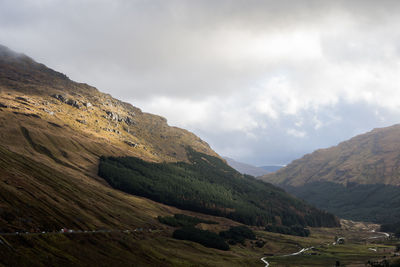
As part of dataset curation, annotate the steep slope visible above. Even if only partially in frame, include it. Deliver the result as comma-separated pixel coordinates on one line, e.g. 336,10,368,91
0,44,217,169
99,149,338,228
223,157,271,177
0,44,227,230
0,45,339,265
260,165,283,173
262,125,400,223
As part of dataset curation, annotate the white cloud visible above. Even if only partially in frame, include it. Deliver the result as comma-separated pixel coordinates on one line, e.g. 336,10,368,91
287,129,307,138
2,0,400,164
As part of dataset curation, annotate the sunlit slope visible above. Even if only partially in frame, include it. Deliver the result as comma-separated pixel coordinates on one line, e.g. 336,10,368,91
0,44,337,234
0,44,217,171
263,125,400,186
262,125,400,223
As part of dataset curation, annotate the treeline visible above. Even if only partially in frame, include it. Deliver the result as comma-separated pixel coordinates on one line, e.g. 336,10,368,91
173,227,229,251
171,225,257,250
98,147,339,228
157,214,217,227
381,222,400,233
265,224,310,237
381,222,400,237
220,226,256,245
285,181,400,224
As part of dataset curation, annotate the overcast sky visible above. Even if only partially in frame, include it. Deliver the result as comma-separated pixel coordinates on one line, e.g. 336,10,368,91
2,0,400,165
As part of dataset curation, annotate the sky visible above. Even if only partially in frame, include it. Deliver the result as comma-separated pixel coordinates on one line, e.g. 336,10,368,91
2,0,400,166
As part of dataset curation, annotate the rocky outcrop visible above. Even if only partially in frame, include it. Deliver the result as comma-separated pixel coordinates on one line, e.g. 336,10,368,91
124,141,138,147
15,96,29,102
51,94,81,109
105,111,120,121
124,116,135,125
66,99,81,109
104,110,135,125
51,94,66,102
76,119,87,125
1,44,220,166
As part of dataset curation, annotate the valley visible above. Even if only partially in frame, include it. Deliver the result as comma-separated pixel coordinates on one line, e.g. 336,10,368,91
1,218,398,266
262,125,400,226
1,44,400,266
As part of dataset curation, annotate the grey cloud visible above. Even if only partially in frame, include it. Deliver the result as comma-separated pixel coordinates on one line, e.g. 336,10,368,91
204,101,400,166
2,0,400,165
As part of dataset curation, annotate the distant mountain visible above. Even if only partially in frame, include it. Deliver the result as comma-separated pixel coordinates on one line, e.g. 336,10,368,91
259,165,283,173
262,124,400,224
223,157,271,177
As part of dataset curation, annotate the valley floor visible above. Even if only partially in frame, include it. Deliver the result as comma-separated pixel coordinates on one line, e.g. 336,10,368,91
0,219,399,267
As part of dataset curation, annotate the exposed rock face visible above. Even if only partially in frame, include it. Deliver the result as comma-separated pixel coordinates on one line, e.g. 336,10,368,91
51,94,66,102
0,45,341,264
105,110,121,121
66,99,81,109
0,44,220,167
124,141,138,147
83,102,92,108
51,94,81,109
16,96,29,102
124,116,135,125
76,119,87,125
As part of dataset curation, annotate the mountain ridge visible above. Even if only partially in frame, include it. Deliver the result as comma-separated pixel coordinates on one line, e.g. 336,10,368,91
262,124,400,186
0,44,219,170
262,124,400,223
0,44,339,265
223,157,272,177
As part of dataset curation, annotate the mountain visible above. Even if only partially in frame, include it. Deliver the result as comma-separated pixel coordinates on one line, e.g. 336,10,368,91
223,157,271,177
262,124,400,224
0,45,338,265
259,165,283,173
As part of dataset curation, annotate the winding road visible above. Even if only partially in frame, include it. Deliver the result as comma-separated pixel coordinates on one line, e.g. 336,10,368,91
260,230,390,266
261,246,314,266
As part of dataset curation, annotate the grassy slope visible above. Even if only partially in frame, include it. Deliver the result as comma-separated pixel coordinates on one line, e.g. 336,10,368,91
0,123,396,265
262,125,400,187
1,45,398,266
1,220,397,267
261,125,400,224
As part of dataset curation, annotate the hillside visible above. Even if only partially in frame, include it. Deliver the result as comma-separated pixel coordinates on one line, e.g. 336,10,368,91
259,165,283,173
223,157,271,177
99,149,338,227
0,44,218,168
0,44,339,265
262,125,400,223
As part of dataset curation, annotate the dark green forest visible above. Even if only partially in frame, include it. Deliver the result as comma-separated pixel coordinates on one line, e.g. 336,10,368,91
173,227,229,251
98,148,339,228
284,181,400,224
157,214,217,227
219,226,256,245
265,224,310,237
158,214,255,249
